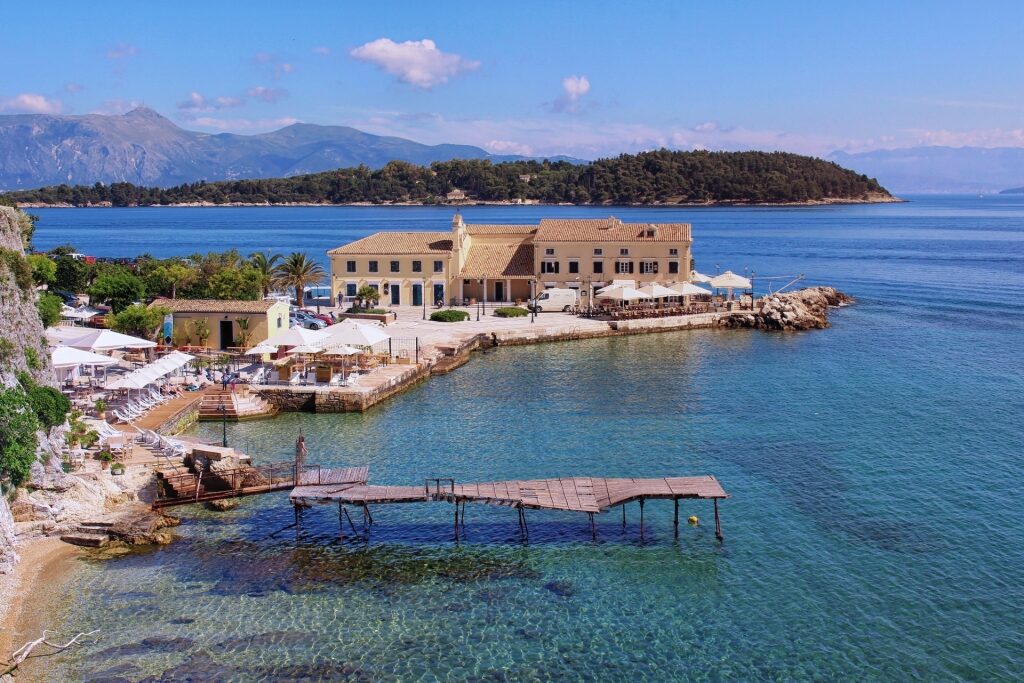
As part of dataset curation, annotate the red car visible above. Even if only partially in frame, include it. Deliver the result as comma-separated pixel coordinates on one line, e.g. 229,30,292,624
300,309,334,324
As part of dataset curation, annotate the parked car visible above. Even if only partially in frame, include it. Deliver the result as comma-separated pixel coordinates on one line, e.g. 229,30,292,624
291,311,326,329
528,288,579,313
299,309,333,324
54,289,80,306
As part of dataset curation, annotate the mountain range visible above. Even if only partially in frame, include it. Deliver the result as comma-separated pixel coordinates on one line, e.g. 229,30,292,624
827,147,1024,194
0,107,577,190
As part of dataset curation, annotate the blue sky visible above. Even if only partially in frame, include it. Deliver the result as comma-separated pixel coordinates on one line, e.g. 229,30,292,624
4,1,1023,158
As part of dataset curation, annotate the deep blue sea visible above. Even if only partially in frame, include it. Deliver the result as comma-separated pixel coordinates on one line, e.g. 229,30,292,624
31,198,1024,680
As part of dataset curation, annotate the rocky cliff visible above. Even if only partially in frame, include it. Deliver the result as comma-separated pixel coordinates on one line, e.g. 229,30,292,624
721,286,854,331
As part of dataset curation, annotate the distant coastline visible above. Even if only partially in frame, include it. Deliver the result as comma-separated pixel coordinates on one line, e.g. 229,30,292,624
17,193,903,209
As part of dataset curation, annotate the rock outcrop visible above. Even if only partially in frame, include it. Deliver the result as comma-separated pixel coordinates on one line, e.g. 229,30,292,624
721,286,854,331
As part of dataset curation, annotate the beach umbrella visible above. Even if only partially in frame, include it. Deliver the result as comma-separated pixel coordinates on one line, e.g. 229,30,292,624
637,284,677,299
671,282,713,297
62,328,156,351
262,326,330,349
320,345,361,356
690,270,713,284
244,343,277,356
51,346,118,369
324,320,390,347
709,271,751,301
595,285,645,302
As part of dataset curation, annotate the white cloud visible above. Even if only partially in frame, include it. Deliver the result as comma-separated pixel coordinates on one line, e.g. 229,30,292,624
902,127,1024,148
486,140,534,156
91,99,145,115
106,43,138,59
64,82,84,94
349,38,480,88
549,75,591,113
247,86,288,103
188,116,300,132
177,92,244,111
312,46,331,57
0,93,63,114
252,52,296,79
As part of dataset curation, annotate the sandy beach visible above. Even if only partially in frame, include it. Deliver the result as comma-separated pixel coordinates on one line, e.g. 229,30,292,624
0,538,82,667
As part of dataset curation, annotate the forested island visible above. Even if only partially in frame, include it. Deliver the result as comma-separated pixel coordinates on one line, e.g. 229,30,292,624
2,150,894,207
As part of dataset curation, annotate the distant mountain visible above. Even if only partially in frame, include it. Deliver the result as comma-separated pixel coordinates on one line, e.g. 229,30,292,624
828,146,1024,194
999,186,1024,194
0,107,581,190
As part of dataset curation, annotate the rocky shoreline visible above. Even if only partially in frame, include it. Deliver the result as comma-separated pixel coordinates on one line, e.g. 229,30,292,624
722,287,854,331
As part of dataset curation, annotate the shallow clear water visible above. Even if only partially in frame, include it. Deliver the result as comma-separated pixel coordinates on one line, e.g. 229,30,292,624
31,197,1024,681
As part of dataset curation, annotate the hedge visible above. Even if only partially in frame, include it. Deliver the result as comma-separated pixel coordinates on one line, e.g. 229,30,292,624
27,385,71,429
430,310,470,323
494,307,528,318
0,389,40,488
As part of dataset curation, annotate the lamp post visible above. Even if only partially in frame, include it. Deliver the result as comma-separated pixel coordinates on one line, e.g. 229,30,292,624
219,402,228,448
477,279,483,321
529,279,536,324
422,278,427,320
585,276,593,315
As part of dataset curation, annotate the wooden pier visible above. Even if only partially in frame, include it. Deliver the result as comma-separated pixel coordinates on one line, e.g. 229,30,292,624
291,473,728,541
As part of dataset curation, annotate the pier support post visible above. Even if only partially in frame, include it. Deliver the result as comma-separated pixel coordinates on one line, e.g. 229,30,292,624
639,499,645,538
622,504,626,528
714,499,723,541
589,512,596,540
341,505,359,536
674,498,679,538
338,502,343,537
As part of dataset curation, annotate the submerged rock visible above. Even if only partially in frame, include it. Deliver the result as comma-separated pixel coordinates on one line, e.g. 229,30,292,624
108,506,180,545
204,499,240,512
94,635,194,658
544,580,576,597
720,286,854,331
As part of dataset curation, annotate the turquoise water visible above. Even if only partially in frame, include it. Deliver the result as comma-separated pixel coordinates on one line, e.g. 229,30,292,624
32,197,1024,680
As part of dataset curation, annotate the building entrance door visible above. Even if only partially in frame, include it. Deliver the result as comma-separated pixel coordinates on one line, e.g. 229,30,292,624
412,284,423,306
433,284,445,306
219,320,233,350
391,285,401,306
494,281,505,302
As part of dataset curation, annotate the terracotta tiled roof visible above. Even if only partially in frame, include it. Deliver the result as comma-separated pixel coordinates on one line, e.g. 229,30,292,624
150,299,280,313
534,217,691,242
328,232,453,255
460,243,535,279
465,224,538,235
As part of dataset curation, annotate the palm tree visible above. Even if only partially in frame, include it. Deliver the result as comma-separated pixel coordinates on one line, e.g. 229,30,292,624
274,252,325,308
248,251,282,298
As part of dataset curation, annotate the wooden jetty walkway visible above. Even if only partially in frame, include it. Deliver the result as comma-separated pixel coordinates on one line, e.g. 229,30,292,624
153,464,368,508
291,473,729,540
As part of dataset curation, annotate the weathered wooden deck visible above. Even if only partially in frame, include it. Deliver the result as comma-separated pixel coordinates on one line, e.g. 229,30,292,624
290,474,728,540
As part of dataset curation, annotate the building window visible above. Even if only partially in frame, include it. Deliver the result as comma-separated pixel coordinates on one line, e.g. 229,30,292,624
593,261,604,274
346,283,357,296
619,248,629,256
390,260,400,273
641,261,658,274
594,248,603,256
412,260,422,273
669,248,678,256
541,260,559,274
568,261,579,274
616,261,633,274
669,261,680,275
645,228,657,238
346,260,356,273
369,284,379,292
277,316,283,328
433,260,444,273
545,248,555,256
368,260,379,273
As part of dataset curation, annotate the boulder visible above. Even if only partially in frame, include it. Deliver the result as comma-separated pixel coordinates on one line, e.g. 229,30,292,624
721,286,854,331
108,506,180,545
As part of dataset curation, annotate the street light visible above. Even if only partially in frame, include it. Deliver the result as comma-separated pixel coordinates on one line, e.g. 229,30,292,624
529,279,536,324
422,277,427,320
219,401,228,448
477,279,483,321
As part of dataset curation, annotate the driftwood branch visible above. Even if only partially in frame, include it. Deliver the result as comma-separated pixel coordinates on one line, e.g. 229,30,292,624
2,629,99,676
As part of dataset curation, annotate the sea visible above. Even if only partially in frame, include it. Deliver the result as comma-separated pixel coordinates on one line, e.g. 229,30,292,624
26,197,1024,681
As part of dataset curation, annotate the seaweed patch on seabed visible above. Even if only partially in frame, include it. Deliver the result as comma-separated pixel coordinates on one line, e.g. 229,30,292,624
168,539,542,597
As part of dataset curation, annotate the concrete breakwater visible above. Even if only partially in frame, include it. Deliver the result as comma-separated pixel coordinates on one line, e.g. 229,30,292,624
254,288,850,415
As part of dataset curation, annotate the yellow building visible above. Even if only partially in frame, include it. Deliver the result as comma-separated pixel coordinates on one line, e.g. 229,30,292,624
327,214,692,307
149,299,290,350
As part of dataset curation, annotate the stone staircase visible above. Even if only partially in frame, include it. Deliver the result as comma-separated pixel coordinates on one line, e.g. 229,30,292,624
156,468,205,499
60,520,114,548
198,389,277,422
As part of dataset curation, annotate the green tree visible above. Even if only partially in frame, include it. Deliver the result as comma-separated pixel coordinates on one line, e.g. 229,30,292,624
248,251,282,297
36,292,63,327
207,266,262,300
274,252,325,307
88,271,145,313
27,254,56,286
355,285,381,310
110,304,169,340
0,388,40,488
53,256,89,293
146,262,197,299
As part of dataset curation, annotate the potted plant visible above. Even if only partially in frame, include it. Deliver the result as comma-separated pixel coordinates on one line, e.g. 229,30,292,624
110,462,125,476
94,398,108,420
98,450,114,470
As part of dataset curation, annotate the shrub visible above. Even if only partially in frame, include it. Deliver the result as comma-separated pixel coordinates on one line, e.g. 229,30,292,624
27,386,71,429
494,307,528,318
346,307,389,314
0,247,33,299
430,310,470,323
37,292,63,328
0,388,40,488
24,346,41,370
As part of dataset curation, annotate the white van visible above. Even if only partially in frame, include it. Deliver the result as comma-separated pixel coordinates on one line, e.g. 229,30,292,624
529,288,579,313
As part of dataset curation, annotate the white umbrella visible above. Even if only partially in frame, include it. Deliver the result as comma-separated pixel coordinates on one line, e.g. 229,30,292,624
637,284,678,299
596,280,636,294
245,343,277,356
51,347,117,369
324,320,390,347
321,345,361,356
671,282,713,296
62,328,156,351
595,285,646,302
263,326,330,349
60,305,102,321
709,271,751,289
690,270,713,284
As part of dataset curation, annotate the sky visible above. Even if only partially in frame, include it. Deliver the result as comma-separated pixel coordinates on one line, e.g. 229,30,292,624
3,1,1023,159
